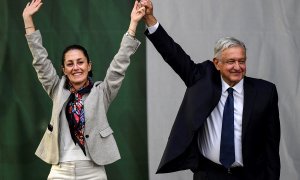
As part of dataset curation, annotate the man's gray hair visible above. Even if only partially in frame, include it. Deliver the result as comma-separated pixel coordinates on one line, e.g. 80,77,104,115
214,37,246,59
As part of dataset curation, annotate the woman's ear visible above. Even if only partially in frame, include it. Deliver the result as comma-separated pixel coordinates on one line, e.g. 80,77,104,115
62,65,67,75
88,61,92,72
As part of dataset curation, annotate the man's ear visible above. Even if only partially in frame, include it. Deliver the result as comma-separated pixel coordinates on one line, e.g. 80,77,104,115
213,58,221,71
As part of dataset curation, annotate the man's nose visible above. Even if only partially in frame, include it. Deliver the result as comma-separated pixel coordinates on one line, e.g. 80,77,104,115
233,61,241,70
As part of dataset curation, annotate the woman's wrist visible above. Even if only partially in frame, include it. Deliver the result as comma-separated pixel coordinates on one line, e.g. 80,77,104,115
128,20,138,37
127,28,135,37
25,26,35,29
23,16,35,28
23,15,33,21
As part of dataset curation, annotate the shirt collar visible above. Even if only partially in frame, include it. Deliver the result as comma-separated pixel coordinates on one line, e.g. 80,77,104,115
221,77,244,94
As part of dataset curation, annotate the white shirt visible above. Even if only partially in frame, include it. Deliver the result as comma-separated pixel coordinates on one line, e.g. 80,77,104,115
147,23,244,166
198,78,244,166
147,22,159,34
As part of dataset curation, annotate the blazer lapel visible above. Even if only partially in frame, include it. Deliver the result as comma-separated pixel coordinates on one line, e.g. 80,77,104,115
54,77,71,127
83,83,97,123
58,77,71,111
49,77,70,136
59,88,70,109
242,77,256,141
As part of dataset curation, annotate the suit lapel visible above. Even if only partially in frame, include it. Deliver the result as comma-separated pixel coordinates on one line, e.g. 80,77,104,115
242,77,256,141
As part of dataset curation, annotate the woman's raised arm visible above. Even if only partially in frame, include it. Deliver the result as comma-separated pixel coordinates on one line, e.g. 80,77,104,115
22,0,43,34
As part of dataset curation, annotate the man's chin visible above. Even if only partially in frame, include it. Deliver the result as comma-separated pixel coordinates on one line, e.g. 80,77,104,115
230,77,243,83
232,79,242,84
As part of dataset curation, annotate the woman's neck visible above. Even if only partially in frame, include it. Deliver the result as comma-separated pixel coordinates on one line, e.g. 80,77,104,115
69,79,89,91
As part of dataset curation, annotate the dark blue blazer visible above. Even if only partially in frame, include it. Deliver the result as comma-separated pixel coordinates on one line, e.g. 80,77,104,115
145,24,280,180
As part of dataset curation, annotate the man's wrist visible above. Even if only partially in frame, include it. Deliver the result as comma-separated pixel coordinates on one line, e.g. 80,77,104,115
143,15,157,27
147,21,159,34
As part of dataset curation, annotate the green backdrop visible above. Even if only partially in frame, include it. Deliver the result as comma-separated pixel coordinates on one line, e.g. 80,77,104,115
0,0,147,179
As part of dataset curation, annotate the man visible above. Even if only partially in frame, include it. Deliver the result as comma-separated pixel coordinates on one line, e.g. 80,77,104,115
140,0,280,179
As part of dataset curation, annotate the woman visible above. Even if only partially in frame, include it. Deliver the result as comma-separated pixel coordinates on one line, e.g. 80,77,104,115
22,0,145,179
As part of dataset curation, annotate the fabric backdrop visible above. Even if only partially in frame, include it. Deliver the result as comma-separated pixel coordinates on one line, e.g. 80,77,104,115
1,0,300,180
147,0,300,180
0,0,147,179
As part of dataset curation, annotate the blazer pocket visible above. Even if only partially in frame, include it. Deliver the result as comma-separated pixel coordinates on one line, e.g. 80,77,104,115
99,126,113,137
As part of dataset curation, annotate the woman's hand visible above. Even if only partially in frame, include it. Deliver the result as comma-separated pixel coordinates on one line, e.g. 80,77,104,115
22,0,43,19
22,0,43,34
128,1,145,37
131,1,146,23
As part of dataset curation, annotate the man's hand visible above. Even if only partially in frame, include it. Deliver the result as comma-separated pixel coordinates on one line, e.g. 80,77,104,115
140,0,157,27
140,0,153,17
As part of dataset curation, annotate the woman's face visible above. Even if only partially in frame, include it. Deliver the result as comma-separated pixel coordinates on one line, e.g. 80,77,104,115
62,49,91,89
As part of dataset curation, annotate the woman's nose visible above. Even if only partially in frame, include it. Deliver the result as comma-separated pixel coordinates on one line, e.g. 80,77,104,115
73,63,79,70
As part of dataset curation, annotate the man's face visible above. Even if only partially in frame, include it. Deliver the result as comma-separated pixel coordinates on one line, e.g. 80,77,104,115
213,46,246,87
62,49,91,89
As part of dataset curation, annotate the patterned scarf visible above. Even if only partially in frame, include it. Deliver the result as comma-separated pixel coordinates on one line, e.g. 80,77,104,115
65,77,93,155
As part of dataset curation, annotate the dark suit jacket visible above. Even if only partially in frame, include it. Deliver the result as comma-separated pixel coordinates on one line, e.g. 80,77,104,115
145,24,280,180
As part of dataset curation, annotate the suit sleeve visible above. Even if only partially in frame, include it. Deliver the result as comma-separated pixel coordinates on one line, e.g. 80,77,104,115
265,84,281,180
145,24,204,87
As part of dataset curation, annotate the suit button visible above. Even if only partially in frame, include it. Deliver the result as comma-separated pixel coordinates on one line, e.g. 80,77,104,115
85,135,89,138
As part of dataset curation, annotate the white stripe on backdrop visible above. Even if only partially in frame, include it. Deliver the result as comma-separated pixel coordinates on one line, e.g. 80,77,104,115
146,0,300,180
